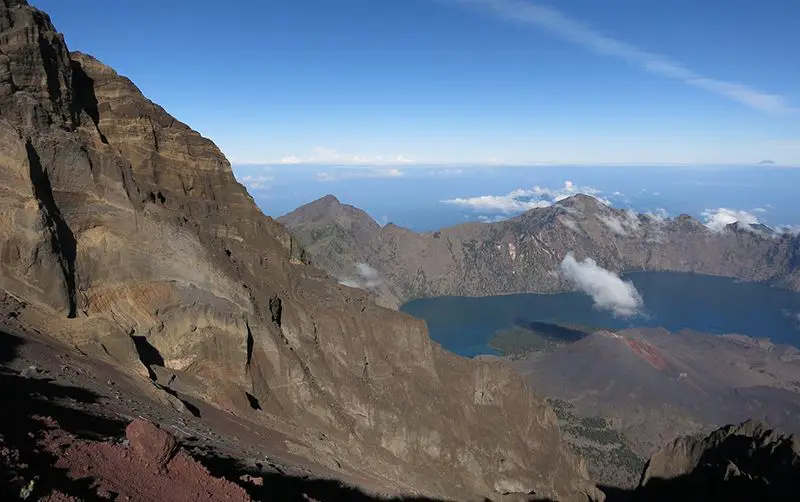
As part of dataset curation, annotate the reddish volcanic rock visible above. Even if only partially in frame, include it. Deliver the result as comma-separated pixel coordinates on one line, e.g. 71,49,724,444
126,418,179,470
29,417,252,502
626,339,669,370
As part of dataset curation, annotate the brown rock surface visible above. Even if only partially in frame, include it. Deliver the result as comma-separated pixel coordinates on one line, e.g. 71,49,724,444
0,2,598,500
126,418,180,470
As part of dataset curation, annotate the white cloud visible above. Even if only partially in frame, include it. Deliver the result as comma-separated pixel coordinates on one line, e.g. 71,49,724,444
701,208,761,232
277,146,415,166
624,209,642,232
339,262,383,290
429,168,465,177
644,208,670,222
597,209,642,236
452,0,796,114
279,156,301,165
478,214,510,223
444,194,552,213
560,217,581,233
775,225,800,236
442,180,608,213
560,253,643,317
598,214,627,236
316,167,405,182
238,174,275,190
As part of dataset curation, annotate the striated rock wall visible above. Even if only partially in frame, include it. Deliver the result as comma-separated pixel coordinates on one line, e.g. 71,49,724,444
0,2,598,500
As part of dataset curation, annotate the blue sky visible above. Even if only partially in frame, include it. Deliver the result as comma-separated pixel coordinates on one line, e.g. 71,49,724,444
35,0,799,165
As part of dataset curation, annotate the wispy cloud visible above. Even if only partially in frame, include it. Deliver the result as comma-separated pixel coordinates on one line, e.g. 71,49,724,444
316,167,404,182
775,225,800,236
238,174,275,190
339,263,383,290
560,253,643,317
442,180,610,213
598,214,627,236
450,0,796,114
277,146,414,166
478,214,510,223
644,208,670,222
428,168,465,177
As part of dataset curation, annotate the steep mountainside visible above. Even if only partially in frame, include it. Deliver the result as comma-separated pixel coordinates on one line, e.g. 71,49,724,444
629,420,800,501
0,2,599,500
279,195,800,307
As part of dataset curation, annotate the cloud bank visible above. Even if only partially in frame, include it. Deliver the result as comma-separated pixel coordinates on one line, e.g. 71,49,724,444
451,0,796,114
701,208,761,232
316,167,405,182
277,146,414,166
442,180,611,213
560,253,643,317
238,174,274,190
339,262,383,290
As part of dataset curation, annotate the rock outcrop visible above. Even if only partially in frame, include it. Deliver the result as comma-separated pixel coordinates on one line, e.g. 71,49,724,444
631,420,800,501
0,1,598,500
279,195,800,308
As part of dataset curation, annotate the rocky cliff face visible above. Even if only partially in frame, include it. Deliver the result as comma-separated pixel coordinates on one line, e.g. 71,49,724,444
630,420,800,501
0,1,599,500
280,195,800,307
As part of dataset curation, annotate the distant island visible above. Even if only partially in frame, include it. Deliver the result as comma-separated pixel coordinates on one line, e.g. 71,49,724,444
759,159,777,165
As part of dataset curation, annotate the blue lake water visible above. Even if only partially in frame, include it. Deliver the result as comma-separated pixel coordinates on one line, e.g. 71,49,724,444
400,272,800,357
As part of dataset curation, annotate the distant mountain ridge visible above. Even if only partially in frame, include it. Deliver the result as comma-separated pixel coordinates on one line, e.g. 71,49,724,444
279,194,800,308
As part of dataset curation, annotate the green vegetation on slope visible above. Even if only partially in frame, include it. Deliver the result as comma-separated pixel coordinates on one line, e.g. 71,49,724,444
548,398,645,489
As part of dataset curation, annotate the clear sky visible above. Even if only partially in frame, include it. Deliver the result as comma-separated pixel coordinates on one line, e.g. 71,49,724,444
33,0,800,165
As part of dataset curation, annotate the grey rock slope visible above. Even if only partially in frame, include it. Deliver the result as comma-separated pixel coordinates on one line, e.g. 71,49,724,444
279,195,800,307
0,1,599,500
517,328,800,458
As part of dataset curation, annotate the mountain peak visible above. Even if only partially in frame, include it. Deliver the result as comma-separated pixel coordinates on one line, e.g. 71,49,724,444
279,195,381,235
554,193,605,211
317,193,342,206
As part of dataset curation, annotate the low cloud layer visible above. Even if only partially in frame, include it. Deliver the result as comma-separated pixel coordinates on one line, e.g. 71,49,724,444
442,181,612,213
702,208,761,232
279,146,414,166
316,168,404,182
238,174,274,190
560,253,643,317
775,225,800,236
339,262,382,290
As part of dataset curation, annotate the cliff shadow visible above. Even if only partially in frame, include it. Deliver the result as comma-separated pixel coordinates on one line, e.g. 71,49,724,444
0,329,128,499
513,319,590,342
187,445,453,502
600,471,800,502
25,142,78,318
